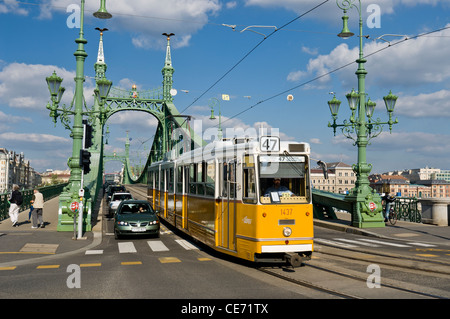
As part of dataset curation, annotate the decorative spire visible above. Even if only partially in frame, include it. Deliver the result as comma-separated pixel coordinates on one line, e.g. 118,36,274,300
162,33,175,102
162,33,174,69
95,28,108,79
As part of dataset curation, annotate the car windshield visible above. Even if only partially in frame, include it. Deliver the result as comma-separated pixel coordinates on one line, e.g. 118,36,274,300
113,194,132,201
119,203,154,214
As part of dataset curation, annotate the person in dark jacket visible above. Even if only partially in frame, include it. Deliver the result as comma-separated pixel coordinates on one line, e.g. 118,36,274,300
383,193,396,222
9,184,22,227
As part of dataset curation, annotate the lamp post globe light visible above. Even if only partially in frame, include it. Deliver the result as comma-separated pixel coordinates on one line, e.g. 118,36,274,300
327,0,398,228
209,97,223,140
45,0,112,232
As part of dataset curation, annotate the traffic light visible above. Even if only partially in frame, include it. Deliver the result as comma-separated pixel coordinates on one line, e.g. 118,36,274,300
83,120,93,149
80,149,91,174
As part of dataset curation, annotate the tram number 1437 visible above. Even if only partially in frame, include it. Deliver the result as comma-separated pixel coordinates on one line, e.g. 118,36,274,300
280,208,293,216
260,136,280,152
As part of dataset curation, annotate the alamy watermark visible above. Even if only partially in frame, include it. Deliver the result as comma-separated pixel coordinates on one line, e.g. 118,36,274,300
367,4,381,29
66,4,81,29
66,264,81,288
366,264,381,288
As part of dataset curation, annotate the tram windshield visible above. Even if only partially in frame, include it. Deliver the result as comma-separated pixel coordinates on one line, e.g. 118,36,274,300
259,155,309,204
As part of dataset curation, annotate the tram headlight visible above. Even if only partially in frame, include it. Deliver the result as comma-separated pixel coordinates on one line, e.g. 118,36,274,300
283,227,292,237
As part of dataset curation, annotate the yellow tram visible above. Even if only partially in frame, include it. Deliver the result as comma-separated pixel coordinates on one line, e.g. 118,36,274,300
147,136,314,267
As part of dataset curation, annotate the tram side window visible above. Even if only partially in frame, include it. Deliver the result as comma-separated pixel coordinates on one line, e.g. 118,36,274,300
189,163,196,194
176,166,183,194
168,168,174,193
205,161,215,197
197,162,205,195
155,170,160,191
243,155,256,204
243,168,257,204
229,162,236,198
148,171,154,190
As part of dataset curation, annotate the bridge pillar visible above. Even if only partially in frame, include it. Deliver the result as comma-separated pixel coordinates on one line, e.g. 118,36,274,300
419,198,450,226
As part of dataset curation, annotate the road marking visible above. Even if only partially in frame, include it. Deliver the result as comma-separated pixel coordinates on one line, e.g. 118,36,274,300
118,242,137,253
175,239,199,250
198,257,211,261
359,238,411,247
333,238,380,247
20,243,59,254
409,242,437,247
121,261,142,266
393,233,420,238
416,254,439,258
159,257,181,263
80,263,102,267
36,265,60,269
0,266,16,271
85,250,104,255
147,240,169,252
314,238,357,248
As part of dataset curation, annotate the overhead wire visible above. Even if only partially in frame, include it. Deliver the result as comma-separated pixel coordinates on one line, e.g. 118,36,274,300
179,0,331,114
218,24,450,127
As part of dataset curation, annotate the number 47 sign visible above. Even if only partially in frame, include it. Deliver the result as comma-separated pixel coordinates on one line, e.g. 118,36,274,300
260,136,280,152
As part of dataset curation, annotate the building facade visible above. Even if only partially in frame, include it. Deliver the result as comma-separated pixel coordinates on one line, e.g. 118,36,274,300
0,148,41,193
311,162,356,194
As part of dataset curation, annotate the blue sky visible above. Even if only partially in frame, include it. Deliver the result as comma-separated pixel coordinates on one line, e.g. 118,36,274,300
1,0,450,175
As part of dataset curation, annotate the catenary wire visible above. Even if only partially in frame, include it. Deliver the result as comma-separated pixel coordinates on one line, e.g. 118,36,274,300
179,0,331,114
218,24,450,127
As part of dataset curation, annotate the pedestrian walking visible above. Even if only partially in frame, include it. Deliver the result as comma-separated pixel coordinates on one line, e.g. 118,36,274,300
9,184,23,227
28,202,34,222
31,189,44,229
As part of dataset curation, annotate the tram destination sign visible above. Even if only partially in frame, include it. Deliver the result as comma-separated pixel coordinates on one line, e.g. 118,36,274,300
260,155,305,163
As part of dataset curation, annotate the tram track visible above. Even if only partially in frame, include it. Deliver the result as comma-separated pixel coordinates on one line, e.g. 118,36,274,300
258,266,362,299
126,184,449,298
258,247,450,299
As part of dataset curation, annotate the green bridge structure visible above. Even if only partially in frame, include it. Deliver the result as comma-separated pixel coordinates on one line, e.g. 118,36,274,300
45,16,203,232
43,2,399,232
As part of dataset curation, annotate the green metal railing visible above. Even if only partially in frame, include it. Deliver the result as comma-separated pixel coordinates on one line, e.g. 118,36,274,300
312,189,422,223
391,197,421,223
0,183,68,221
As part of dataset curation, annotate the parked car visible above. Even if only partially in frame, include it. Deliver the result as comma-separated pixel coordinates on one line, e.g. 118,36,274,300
108,192,133,216
114,200,160,239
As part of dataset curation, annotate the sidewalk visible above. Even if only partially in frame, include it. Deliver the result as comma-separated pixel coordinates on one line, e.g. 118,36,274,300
314,211,450,246
0,196,102,268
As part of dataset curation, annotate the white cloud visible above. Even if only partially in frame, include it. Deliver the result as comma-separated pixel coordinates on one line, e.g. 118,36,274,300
226,2,238,9
0,132,70,144
0,0,28,15
395,89,450,118
245,0,450,16
332,130,450,155
0,62,97,113
287,24,450,90
0,110,31,124
41,0,221,49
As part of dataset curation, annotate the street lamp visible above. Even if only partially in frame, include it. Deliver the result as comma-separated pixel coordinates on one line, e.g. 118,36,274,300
45,0,112,232
209,97,223,140
327,0,399,228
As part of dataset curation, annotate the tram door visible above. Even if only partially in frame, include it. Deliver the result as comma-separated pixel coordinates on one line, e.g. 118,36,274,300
219,159,236,251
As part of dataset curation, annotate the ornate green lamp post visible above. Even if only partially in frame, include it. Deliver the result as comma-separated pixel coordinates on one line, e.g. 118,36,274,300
209,97,223,140
45,0,112,232
327,0,399,228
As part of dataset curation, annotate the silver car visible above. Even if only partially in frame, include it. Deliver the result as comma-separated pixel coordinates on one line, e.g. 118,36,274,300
108,192,133,216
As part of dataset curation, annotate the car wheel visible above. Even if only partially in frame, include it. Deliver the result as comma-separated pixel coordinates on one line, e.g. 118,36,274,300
114,229,121,240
